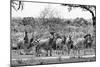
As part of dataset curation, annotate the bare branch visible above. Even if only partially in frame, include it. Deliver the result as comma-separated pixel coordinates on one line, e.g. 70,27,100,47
61,4,96,26
11,0,24,11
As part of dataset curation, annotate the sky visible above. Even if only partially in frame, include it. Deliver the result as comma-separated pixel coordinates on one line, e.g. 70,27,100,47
12,1,92,19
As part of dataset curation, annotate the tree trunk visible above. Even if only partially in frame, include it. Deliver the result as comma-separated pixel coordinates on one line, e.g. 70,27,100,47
24,31,28,43
84,7,96,35
24,31,29,49
92,17,96,27
92,17,96,37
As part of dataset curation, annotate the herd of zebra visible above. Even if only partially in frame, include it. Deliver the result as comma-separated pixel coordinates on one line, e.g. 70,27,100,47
11,31,94,56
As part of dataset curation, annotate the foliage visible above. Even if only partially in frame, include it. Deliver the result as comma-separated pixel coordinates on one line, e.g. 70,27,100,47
11,17,94,42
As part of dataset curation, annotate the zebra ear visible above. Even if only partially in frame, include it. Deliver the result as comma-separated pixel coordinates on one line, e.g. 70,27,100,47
84,34,91,38
84,35,87,38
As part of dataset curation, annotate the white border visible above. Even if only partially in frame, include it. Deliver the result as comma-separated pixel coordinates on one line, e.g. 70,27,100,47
0,0,98,67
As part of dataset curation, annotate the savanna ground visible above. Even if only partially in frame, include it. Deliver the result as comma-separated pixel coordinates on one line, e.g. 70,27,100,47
11,17,96,66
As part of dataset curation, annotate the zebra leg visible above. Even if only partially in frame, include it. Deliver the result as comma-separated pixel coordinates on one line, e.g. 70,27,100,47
49,49,52,56
35,46,39,57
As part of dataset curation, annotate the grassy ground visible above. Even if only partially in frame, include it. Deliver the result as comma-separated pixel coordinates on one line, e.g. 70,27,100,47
11,55,96,66
11,48,96,66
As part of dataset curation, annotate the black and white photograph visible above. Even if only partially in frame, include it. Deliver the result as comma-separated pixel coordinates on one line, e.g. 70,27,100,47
10,0,96,66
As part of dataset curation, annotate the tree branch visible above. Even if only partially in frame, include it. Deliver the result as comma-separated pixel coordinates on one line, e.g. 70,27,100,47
61,4,96,26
